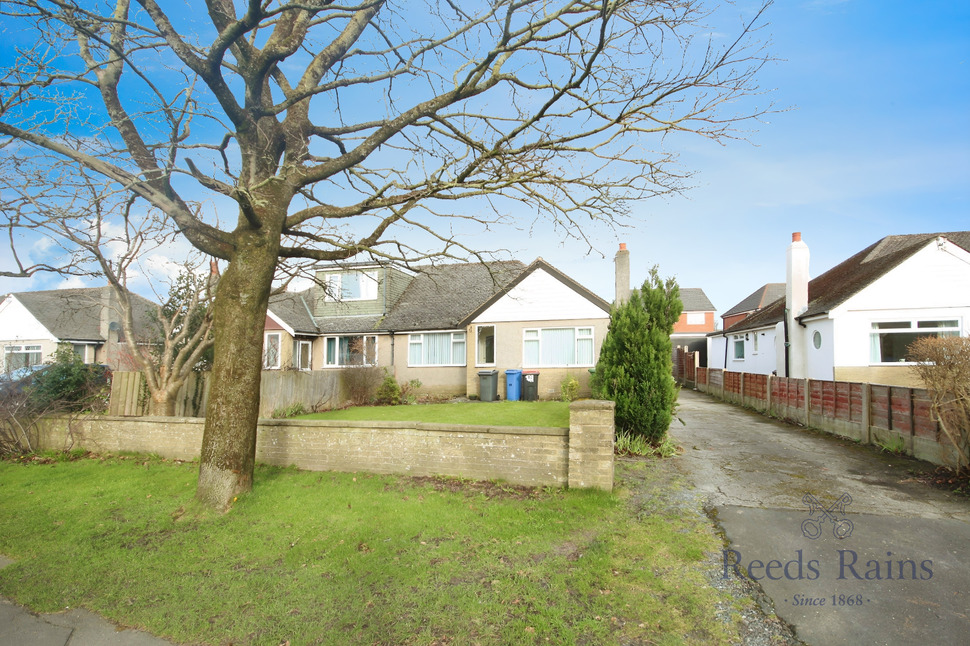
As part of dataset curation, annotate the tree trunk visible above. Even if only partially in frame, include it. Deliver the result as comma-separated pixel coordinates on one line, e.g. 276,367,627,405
195,229,280,510
149,395,177,417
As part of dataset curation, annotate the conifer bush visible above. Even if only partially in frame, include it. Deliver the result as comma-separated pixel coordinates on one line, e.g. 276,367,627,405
593,267,682,444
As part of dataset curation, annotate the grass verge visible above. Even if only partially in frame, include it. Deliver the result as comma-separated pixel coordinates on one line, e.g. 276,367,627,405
301,399,570,427
0,453,738,645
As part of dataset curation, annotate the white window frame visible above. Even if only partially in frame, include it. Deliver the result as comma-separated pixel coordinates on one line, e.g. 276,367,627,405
686,312,706,326
3,344,43,372
733,337,745,360
324,335,378,367
475,325,496,367
408,331,466,367
522,326,595,368
324,270,378,302
294,339,312,371
869,318,960,364
263,332,282,369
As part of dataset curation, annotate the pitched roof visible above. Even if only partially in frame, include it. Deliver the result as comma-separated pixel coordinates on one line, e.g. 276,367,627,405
679,288,716,312
722,232,970,334
12,286,157,342
268,258,611,335
722,283,785,319
382,260,526,331
267,289,319,335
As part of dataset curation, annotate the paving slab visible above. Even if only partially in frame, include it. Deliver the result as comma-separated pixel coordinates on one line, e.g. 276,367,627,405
672,389,970,646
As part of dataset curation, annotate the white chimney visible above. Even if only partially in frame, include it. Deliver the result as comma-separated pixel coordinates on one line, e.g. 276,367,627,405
786,232,810,378
615,243,630,306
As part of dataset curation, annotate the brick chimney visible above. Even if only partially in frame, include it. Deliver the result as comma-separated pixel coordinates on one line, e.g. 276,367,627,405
786,232,810,378
615,243,630,306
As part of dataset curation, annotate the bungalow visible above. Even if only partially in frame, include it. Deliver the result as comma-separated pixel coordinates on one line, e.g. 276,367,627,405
0,286,157,373
264,258,611,400
708,231,970,387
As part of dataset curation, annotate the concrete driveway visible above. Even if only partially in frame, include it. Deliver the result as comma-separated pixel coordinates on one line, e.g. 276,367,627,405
671,388,970,646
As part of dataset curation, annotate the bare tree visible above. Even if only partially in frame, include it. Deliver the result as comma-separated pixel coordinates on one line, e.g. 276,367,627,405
1,163,216,416
0,0,774,509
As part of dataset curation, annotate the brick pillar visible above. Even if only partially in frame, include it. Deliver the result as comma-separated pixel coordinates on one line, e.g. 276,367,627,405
567,400,615,491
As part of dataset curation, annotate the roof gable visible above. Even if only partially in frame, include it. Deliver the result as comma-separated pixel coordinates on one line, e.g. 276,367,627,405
466,259,610,324
0,294,58,342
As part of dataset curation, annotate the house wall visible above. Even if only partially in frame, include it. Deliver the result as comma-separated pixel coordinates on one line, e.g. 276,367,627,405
463,318,609,400
33,400,616,491
467,268,609,400
803,317,835,381
672,311,715,333
718,327,777,375
0,296,59,371
262,324,296,370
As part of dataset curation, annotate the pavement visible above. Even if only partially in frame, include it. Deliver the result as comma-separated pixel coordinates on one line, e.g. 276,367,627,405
671,388,970,646
0,554,172,646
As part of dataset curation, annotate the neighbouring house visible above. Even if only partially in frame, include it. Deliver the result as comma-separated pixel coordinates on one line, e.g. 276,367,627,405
721,283,785,330
264,258,611,400
671,287,716,365
708,231,970,387
0,286,157,373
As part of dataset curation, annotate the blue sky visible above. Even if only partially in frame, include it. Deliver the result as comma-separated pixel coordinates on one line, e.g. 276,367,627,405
506,0,970,319
3,0,968,321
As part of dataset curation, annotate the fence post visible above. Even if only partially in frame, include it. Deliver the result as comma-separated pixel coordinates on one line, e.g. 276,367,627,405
766,374,773,416
804,378,811,427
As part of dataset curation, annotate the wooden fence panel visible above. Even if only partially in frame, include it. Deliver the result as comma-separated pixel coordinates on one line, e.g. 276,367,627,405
108,370,341,418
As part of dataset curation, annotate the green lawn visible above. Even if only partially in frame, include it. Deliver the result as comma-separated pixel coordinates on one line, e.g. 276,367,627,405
0,454,740,645
301,400,570,427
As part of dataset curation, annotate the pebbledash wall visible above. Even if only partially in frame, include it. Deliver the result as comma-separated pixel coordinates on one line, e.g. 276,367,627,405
688,367,958,468
35,400,615,491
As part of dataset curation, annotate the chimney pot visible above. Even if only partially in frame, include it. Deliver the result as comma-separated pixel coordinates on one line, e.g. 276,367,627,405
792,232,802,243
619,243,627,251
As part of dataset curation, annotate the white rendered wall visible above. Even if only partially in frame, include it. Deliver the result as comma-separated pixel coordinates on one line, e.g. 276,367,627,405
720,326,777,375
474,268,608,323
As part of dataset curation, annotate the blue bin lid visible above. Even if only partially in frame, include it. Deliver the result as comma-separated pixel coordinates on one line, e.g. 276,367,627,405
504,369,522,375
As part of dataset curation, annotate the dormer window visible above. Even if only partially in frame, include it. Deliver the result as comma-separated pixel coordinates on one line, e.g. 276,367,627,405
325,270,378,301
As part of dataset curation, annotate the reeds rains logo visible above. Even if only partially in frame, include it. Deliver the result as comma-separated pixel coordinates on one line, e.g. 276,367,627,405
801,492,853,540
722,492,934,583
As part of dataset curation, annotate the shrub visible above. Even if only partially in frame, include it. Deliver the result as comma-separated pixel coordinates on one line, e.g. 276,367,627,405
908,336,970,473
29,346,111,412
375,369,402,405
560,375,580,402
399,379,422,405
341,365,382,406
593,266,682,445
